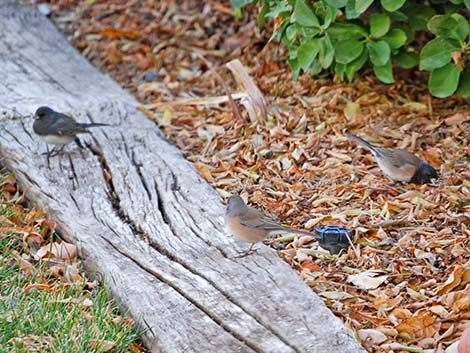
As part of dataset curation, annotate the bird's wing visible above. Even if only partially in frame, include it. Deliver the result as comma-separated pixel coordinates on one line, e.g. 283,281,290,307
47,113,87,135
239,208,282,230
378,148,420,168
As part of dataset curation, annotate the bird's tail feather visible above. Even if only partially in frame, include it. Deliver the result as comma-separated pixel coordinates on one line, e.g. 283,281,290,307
79,122,110,128
279,226,314,237
346,134,378,152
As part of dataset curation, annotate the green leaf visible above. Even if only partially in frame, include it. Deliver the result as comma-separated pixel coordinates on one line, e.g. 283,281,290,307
373,59,394,83
335,63,346,80
382,28,407,49
345,50,368,81
428,62,461,98
450,13,470,42
327,23,367,41
311,59,323,75
297,38,321,70
388,10,408,21
380,0,406,11
395,51,419,69
231,0,256,9
465,0,470,9
316,3,337,29
407,5,436,30
367,41,391,66
333,39,365,64
419,37,460,70
401,27,414,45
355,0,374,14
324,0,348,7
428,15,462,40
265,1,292,18
456,67,470,98
370,13,390,38
445,3,464,13
319,34,335,68
285,24,298,43
345,0,360,19
299,26,322,38
257,0,270,28
288,57,301,79
292,0,320,27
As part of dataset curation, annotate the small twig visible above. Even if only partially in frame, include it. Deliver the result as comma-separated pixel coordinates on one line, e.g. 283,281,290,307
346,231,360,260
142,92,249,109
195,52,243,122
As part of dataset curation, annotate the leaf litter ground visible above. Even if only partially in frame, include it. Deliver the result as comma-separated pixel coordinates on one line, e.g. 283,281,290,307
41,1,470,351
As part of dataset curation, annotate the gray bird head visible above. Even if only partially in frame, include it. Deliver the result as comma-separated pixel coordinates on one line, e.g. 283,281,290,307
226,195,247,216
410,162,439,184
34,106,54,120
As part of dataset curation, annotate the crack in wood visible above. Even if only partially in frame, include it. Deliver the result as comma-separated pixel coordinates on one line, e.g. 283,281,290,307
19,118,33,141
154,179,171,226
151,178,302,352
84,141,300,351
67,154,79,191
99,235,261,353
69,193,80,211
131,150,152,201
4,128,25,148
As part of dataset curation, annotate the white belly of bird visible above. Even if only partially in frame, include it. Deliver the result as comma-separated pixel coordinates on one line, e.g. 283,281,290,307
40,134,75,145
377,158,415,182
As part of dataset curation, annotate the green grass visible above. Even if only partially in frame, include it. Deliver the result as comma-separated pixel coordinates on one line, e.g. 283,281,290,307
0,171,144,353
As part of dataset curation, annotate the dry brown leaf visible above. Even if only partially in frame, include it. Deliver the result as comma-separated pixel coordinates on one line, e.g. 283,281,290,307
94,28,141,40
437,266,467,295
445,113,470,126
89,339,116,352
36,242,77,261
396,314,440,339
348,270,388,290
129,341,146,353
23,283,52,294
357,328,388,347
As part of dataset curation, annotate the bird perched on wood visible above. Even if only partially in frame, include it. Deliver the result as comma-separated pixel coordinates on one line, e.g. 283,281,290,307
225,195,314,256
33,106,109,163
347,134,438,184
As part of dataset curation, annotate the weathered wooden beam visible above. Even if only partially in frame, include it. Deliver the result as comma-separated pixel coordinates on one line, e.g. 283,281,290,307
0,2,365,352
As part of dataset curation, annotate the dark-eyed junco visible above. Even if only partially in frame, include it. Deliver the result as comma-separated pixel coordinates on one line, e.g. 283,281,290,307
347,134,438,184
225,195,314,256
33,106,109,161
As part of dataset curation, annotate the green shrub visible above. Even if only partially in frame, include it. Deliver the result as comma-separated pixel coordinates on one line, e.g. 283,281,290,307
232,0,470,98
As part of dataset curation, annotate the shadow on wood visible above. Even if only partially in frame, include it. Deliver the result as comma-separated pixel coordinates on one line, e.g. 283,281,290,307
0,2,365,353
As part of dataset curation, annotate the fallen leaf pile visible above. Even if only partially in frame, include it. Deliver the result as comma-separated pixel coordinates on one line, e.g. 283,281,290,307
0,173,82,286
39,1,470,351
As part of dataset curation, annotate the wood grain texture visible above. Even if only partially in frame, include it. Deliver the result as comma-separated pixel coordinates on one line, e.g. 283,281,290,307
0,2,365,353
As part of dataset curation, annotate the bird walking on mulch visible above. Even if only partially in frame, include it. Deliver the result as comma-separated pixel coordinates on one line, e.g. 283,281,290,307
347,134,438,184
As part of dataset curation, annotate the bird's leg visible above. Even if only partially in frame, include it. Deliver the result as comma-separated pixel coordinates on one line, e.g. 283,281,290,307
234,243,257,258
45,144,51,168
42,144,52,156
50,145,65,157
